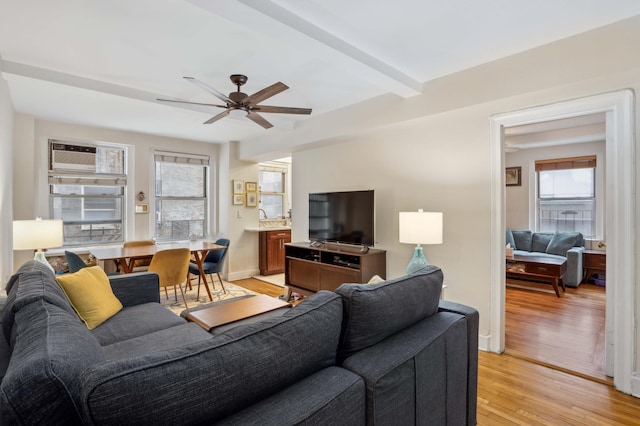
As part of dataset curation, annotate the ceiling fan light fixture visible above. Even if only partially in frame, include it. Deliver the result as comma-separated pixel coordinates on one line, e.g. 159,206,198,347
229,108,248,118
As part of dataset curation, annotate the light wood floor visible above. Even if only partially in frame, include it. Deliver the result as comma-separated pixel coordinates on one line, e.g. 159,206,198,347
232,278,640,425
506,279,608,384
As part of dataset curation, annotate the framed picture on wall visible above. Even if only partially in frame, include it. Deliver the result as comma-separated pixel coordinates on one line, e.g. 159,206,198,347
246,192,257,207
245,181,257,192
233,194,245,205
505,166,521,186
233,180,245,194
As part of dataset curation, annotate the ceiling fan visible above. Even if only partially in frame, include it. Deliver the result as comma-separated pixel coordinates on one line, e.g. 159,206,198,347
157,74,312,129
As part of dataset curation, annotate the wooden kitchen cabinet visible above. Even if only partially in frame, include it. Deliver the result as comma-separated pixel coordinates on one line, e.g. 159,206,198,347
259,229,291,275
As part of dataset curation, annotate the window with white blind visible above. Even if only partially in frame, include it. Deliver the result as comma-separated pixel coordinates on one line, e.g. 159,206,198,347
536,156,596,237
49,140,127,245
259,164,287,219
154,152,209,241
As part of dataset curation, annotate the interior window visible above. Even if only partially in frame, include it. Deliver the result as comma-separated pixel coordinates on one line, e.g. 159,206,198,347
259,169,286,219
49,141,127,245
154,152,209,241
536,156,596,237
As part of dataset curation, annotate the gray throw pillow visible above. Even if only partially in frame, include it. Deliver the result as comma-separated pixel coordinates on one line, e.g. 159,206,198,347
511,230,533,251
546,232,580,256
531,232,554,253
506,229,516,248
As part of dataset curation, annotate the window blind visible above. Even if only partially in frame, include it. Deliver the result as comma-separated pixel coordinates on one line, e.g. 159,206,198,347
535,155,596,172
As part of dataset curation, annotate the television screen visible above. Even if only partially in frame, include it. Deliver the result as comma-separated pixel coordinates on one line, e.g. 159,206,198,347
308,190,375,246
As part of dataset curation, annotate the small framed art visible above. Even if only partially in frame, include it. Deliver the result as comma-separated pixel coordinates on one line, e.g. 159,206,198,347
246,192,257,207
245,181,257,192
505,166,521,187
233,180,245,194
233,194,245,205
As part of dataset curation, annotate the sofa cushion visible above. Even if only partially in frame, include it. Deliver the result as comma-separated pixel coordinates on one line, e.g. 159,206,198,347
546,232,581,256
102,323,212,361
79,291,344,425
506,229,516,248
531,232,554,253
91,302,186,346
511,230,533,251
0,301,105,425
335,265,443,361
217,366,365,426
3,261,75,343
56,266,123,330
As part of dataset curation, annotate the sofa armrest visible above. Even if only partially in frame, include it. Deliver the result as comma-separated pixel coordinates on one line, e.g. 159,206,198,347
109,272,160,307
564,247,584,288
438,301,479,426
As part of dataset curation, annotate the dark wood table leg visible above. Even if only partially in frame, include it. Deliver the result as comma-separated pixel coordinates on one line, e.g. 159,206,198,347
193,251,213,301
550,278,561,298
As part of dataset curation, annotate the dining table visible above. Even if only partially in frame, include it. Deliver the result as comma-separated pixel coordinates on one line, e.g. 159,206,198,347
89,240,226,301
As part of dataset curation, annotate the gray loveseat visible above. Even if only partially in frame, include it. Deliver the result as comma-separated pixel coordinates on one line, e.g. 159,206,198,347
507,229,585,288
0,260,478,425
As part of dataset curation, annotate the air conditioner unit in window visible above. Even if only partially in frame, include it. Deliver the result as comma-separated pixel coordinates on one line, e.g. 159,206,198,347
51,143,97,172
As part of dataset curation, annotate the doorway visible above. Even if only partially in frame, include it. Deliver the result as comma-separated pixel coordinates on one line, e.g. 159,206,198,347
489,90,636,394
503,117,607,381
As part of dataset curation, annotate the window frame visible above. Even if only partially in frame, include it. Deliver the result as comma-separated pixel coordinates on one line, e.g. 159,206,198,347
534,155,597,238
258,164,288,219
48,140,128,246
153,151,210,241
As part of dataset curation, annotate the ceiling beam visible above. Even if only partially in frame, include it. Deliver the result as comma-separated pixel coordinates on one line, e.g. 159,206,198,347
188,0,422,97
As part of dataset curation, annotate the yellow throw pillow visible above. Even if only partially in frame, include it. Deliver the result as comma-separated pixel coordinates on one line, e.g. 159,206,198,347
56,266,123,330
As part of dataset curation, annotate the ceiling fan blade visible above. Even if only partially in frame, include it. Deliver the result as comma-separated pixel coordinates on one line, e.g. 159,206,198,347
204,110,230,125
184,77,236,105
253,105,312,115
244,82,288,107
246,111,273,129
157,98,227,108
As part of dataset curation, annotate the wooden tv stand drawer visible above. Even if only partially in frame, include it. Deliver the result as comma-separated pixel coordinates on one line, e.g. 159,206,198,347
285,242,386,298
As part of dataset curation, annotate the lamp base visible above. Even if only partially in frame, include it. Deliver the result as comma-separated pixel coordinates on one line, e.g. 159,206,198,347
405,246,430,275
33,251,55,273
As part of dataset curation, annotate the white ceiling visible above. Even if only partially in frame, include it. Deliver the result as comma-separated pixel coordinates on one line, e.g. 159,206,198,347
1,0,639,148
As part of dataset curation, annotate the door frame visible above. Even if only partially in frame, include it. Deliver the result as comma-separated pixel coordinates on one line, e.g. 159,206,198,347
489,90,635,394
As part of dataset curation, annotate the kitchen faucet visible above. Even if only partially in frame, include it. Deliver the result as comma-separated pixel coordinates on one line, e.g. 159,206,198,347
259,208,268,219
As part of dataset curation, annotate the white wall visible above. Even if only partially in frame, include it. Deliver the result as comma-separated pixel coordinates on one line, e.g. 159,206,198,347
0,67,14,283
505,141,606,241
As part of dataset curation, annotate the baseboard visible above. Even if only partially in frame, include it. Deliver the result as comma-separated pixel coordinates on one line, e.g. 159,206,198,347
478,333,491,351
227,269,260,282
631,372,640,398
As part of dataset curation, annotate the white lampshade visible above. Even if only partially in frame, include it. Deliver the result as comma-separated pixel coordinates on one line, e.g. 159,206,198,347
13,219,64,250
399,210,443,245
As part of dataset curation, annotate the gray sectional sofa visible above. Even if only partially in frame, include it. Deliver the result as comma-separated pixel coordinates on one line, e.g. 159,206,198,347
0,260,478,425
507,229,585,287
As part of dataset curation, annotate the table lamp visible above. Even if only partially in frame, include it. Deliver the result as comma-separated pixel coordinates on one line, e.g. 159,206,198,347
13,218,64,272
399,210,443,274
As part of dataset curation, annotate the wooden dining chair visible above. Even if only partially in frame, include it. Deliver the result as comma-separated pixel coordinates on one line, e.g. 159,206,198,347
123,240,156,271
147,248,191,309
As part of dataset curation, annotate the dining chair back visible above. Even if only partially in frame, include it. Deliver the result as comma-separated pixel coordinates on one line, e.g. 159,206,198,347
148,248,191,309
188,238,230,297
65,250,87,273
123,240,156,271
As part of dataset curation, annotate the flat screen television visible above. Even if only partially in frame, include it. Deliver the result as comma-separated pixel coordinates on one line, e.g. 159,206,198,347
308,190,375,246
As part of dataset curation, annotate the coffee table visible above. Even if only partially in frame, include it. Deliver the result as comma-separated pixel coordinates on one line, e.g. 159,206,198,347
184,294,291,332
506,255,567,297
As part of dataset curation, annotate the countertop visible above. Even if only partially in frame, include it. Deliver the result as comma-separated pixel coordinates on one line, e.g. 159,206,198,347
245,227,292,232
